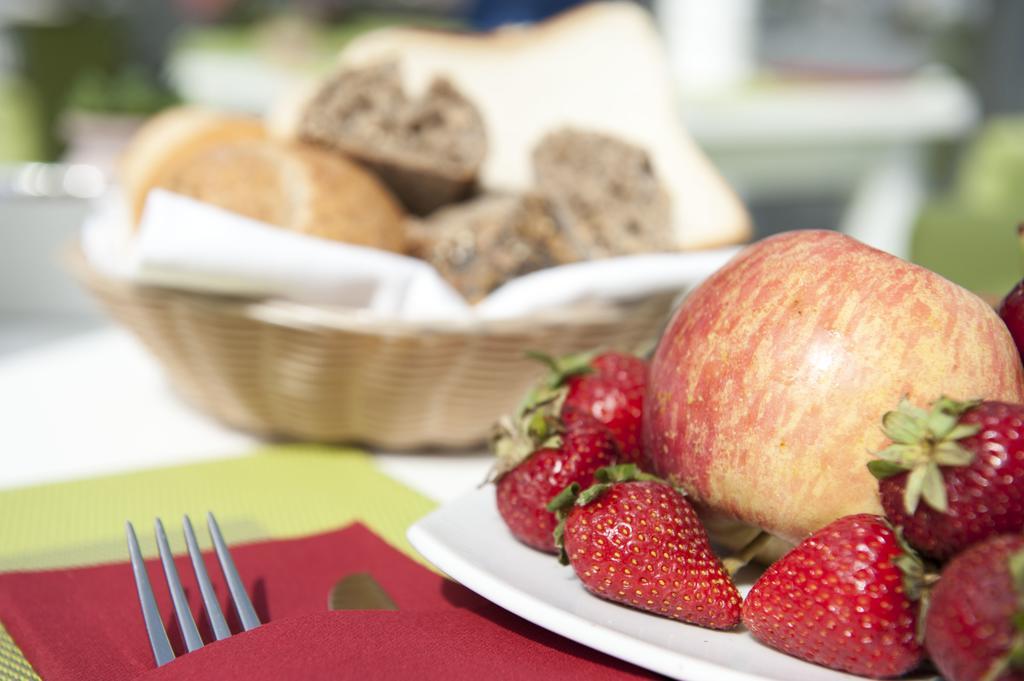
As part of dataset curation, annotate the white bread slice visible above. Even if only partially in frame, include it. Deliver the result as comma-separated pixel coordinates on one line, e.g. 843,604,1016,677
331,2,750,250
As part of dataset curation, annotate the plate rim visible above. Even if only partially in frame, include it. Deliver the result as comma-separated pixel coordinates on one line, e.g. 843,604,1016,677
407,486,779,681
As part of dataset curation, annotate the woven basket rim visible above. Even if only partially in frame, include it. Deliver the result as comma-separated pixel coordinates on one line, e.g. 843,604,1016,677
68,247,679,338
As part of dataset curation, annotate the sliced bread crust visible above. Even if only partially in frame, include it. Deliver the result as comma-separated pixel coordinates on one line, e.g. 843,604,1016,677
533,127,673,259
291,61,486,216
158,139,406,252
407,193,578,302
119,107,266,225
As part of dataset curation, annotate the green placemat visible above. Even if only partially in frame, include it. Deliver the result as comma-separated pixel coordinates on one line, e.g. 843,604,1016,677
0,444,438,679
1,624,40,681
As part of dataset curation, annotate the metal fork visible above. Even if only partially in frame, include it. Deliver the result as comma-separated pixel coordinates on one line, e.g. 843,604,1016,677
126,512,261,666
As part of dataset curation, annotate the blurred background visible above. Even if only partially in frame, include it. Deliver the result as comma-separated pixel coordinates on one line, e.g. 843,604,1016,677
3,0,1024,354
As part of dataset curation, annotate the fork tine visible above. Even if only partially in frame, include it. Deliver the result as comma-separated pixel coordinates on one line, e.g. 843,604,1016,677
154,518,204,652
182,514,231,641
207,512,261,631
126,522,175,666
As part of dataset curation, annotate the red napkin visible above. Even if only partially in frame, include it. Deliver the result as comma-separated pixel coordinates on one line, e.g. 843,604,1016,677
0,523,653,680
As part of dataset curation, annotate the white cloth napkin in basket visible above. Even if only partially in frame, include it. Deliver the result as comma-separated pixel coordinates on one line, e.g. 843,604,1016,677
82,190,741,322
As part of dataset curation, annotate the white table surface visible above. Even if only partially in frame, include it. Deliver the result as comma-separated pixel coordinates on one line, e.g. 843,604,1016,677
0,327,493,503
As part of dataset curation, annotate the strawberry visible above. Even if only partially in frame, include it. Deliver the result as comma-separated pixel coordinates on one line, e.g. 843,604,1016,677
548,464,742,630
494,417,619,553
868,396,1024,560
523,350,647,464
998,232,1024,364
925,534,1024,681
742,514,925,678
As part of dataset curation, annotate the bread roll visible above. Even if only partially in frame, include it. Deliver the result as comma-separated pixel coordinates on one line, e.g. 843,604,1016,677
119,107,266,225
158,139,406,252
276,61,486,216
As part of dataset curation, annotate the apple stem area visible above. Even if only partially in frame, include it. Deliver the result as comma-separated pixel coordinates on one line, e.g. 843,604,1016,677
722,532,774,576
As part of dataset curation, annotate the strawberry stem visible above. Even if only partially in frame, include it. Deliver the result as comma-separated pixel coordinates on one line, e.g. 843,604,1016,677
548,483,583,566
722,531,773,576
594,463,663,485
546,483,582,514
525,349,597,389
891,524,940,643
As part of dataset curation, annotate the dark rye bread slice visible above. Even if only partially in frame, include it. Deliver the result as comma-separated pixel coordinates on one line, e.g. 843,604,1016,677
411,128,675,302
297,61,486,215
532,128,674,258
407,194,580,303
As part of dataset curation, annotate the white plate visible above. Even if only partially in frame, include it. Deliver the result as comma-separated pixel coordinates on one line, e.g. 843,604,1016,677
407,486,936,681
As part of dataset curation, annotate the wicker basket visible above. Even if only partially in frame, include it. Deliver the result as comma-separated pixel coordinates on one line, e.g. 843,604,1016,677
70,251,677,449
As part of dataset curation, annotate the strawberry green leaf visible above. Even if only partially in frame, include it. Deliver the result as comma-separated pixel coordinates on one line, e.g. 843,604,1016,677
869,443,932,475
924,397,978,440
920,463,949,513
525,349,598,389
893,552,926,600
872,396,979,509
890,525,939,644
1010,639,1024,669
903,465,928,515
572,465,666,510
900,398,931,421
1010,548,1024,610
947,422,983,441
523,350,561,374
553,520,568,565
487,413,551,482
925,395,977,436
932,441,975,467
981,634,1024,681
526,407,562,445
576,483,613,506
488,387,568,482
926,408,960,441
867,459,906,479
981,657,1011,681
872,443,921,465
516,383,568,426
882,408,927,444
548,483,583,566
594,463,663,485
546,483,582,514
932,395,983,416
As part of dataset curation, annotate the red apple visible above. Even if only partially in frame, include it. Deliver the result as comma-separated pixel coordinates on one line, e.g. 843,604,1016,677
645,230,1024,544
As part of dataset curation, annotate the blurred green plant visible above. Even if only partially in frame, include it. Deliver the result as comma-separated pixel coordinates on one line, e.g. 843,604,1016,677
67,66,179,115
171,10,461,71
13,14,122,160
0,78,45,162
912,117,1024,297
